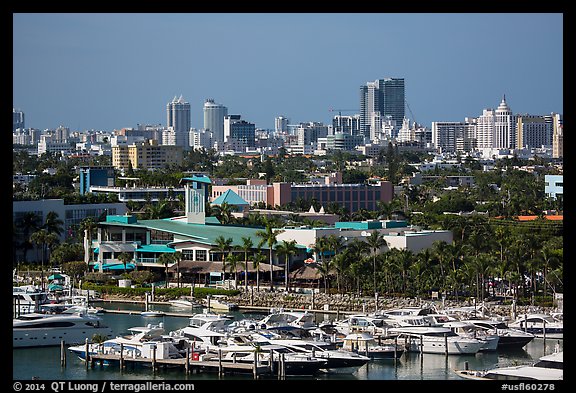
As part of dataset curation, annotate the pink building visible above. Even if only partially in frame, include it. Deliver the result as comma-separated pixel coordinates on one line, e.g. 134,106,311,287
211,177,393,213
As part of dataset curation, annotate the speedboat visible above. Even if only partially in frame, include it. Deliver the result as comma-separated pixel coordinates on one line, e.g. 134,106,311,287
206,295,238,311
342,332,404,359
13,311,114,348
168,297,199,308
140,310,166,317
388,326,484,355
454,350,563,380
461,319,535,349
508,313,563,339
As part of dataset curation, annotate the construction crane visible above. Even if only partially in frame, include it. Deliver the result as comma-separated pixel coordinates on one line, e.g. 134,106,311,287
404,99,417,125
328,108,359,117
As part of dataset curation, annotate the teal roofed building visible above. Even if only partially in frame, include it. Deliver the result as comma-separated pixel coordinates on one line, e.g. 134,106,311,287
87,175,293,288
211,189,249,212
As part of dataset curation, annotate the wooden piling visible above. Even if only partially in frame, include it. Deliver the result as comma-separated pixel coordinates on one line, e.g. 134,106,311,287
85,338,89,370
444,333,448,356
185,347,189,374
120,343,124,370
218,348,222,377
60,340,66,367
152,345,156,372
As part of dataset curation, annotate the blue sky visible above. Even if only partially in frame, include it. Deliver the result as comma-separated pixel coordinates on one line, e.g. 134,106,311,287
13,13,563,132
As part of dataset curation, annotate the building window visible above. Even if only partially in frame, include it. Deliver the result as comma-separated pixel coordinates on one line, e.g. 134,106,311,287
195,250,207,261
182,250,194,260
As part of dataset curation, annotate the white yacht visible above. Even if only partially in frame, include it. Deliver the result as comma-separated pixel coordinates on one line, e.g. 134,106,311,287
508,313,563,339
68,323,185,362
455,351,563,380
200,343,328,376
342,332,404,359
13,285,51,316
441,321,500,351
265,338,371,373
388,326,484,355
13,312,114,348
461,319,535,349
205,295,238,311
332,314,393,336
257,309,317,330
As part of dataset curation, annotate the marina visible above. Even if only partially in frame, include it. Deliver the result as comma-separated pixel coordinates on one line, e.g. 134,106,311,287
13,300,563,381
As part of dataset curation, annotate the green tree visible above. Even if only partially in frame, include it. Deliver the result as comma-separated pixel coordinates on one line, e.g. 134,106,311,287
275,239,298,292
256,221,284,291
364,230,387,294
117,251,134,275
240,236,254,292
30,229,59,290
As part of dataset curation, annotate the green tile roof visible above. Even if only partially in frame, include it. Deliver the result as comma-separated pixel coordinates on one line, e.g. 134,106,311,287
103,217,271,249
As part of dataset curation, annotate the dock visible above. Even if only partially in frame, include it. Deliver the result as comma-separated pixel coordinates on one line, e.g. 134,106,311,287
86,354,270,376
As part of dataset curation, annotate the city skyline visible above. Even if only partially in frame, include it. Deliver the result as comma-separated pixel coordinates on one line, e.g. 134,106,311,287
13,13,563,132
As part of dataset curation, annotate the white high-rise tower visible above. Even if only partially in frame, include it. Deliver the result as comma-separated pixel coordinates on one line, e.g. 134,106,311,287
203,99,228,144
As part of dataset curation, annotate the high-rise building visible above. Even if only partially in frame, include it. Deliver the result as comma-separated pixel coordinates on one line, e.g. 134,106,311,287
516,114,553,149
13,108,25,131
494,95,516,149
203,99,228,144
166,95,191,148
224,115,256,149
359,78,405,139
275,116,289,134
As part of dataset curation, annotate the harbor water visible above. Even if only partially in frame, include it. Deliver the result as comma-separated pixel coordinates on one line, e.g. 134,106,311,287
13,302,563,381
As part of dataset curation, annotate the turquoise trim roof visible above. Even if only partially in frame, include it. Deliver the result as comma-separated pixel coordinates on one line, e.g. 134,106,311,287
102,217,271,249
137,244,175,253
180,175,211,185
212,189,249,206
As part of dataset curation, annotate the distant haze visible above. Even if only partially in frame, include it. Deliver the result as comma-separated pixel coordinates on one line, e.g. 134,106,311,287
13,13,563,131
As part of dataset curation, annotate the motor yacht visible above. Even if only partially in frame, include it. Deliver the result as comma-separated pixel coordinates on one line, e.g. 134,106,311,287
454,350,563,380
264,338,371,373
257,309,317,330
508,313,563,339
68,323,185,362
13,285,51,316
388,326,484,355
13,311,114,348
200,343,328,376
441,321,500,351
460,319,535,348
332,314,393,336
342,332,404,359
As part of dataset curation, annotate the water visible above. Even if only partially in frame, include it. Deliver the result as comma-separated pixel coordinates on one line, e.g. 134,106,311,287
13,302,563,381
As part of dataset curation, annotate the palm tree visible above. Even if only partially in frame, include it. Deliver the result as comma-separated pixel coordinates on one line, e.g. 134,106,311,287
30,229,59,291
256,222,284,291
212,235,233,283
156,253,174,288
211,202,237,225
275,240,298,292
364,230,387,294
225,253,242,289
316,258,333,293
117,251,134,275
79,217,98,264
15,212,42,263
43,211,64,237
173,251,183,288
240,236,254,292
252,249,266,292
